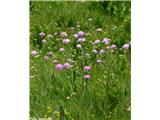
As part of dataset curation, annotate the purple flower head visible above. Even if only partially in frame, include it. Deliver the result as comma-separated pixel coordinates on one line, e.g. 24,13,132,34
53,60,58,64
63,63,71,69
92,49,98,54
59,48,65,52
97,59,102,64
99,49,105,55
122,44,130,49
61,32,67,38
94,39,101,44
110,44,117,49
96,28,103,32
55,64,63,71
47,51,53,56
102,38,110,43
77,31,85,38
77,38,85,43
43,56,49,61
42,39,47,44
84,74,91,80
76,44,82,48
39,32,45,38
83,66,91,71
73,34,78,38
31,50,38,56
62,39,70,44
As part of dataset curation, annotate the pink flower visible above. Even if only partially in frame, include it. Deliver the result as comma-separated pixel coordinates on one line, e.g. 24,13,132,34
76,44,82,48
110,44,117,49
62,39,70,44
122,44,130,49
55,64,63,71
84,74,91,80
94,39,100,44
31,50,38,56
83,66,91,71
99,49,105,55
59,48,65,52
61,32,67,38
77,31,85,38
97,59,102,64
63,63,71,69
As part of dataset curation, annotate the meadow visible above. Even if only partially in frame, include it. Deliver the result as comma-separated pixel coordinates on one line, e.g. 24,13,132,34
30,1,131,120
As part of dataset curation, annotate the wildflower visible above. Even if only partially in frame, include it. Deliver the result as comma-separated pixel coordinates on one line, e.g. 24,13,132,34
73,34,78,38
88,18,93,21
122,44,130,49
53,60,58,64
31,50,38,56
92,49,98,54
77,31,85,38
97,59,102,64
76,44,82,48
59,48,65,52
39,32,45,38
63,63,71,69
55,64,63,71
62,39,70,44
94,39,100,44
44,56,49,61
47,51,53,56
47,34,53,39
42,39,47,44
61,32,67,38
99,49,105,55
83,66,91,71
110,44,117,49
84,74,91,80
106,46,111,50
102,38,110,43
77,38,85,43
54,32,58,36
96,28,103,32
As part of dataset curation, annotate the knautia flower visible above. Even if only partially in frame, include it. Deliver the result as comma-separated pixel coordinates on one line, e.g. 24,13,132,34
73,34,78,38
43,55,49,61
76,44,82,48
92,49,98,54
77,38,85,43
55,64,63,71
110,44,117,49
122,44,130,49
47,51,53,56
97,59,102,64
53,60,58,64
84,74,91,80
42,39,47,44
31,50,38,56
94,39,100,44
61,32,67,38
99,49,105,55
59,48,65,52
96,28,103,32
63,63,71,69
77,31,85,38
62,39,70,44
83,66,91,71
39,32,45,38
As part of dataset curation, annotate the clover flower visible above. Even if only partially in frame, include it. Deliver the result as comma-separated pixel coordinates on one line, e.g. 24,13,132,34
76,44,82,48
94,39,100,44
77,38,85,43
61,32,67,38
55,64,63,71
62,39,70,44
84,74,91,80
77,31,85,38
99,49,105,55
97,59,102,64
110,44,117,49
59,48,65,52
63,63,71,69
47,51,53,56
84,66,91,71
122,44,130,49
39,32,45,38
31,50,38,56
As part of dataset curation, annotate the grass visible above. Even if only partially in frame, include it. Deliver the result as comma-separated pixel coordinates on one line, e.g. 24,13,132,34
30,1,131,120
